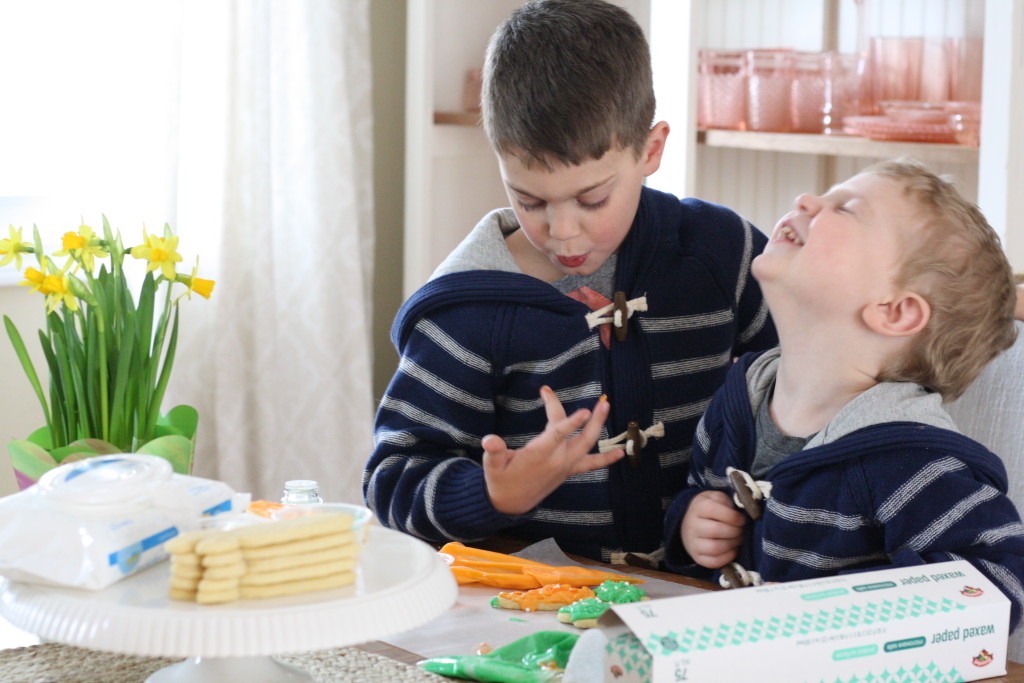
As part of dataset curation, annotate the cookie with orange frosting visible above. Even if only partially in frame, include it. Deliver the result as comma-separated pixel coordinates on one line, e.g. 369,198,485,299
490,583,596,612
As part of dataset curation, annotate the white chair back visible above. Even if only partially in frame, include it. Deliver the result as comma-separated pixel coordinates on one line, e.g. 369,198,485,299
947,321,1024,661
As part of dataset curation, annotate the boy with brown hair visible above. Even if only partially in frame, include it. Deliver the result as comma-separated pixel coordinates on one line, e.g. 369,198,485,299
666,159,1024,630
364,0,776,563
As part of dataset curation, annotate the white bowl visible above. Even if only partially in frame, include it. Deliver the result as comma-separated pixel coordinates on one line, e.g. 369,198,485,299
270,502,374,542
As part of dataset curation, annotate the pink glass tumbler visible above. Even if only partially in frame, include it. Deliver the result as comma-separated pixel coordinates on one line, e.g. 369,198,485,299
822,53,863,134
747,49,793,132
790,51,826,133
697,50,746,130
868,37,923,110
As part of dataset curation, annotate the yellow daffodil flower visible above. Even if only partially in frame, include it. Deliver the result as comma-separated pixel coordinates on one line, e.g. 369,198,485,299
174,258,216,301
192,277,215,299
42,273,78,313
181,275,215,300
0,225,33,270
61,232,86,250
19,267,49,294
131,229,182,280
53,223,108,272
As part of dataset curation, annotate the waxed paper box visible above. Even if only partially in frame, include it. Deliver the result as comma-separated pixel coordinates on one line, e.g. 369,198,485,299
564,560,1010,683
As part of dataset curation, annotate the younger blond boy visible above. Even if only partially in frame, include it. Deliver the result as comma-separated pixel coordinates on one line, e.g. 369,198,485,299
665,159,1024,631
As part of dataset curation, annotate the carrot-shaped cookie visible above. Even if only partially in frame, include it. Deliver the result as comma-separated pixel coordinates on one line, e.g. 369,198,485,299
490,583,596,612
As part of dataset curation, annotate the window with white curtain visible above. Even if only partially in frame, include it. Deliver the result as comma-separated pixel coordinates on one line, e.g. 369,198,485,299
0,1,182,285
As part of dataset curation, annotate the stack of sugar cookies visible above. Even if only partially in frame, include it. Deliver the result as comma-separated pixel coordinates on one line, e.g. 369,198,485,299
166,511,360,604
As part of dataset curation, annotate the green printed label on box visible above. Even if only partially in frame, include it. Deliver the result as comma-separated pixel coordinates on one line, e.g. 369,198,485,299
832,644,878,661
885,637,927,652
802,588,849,601
853,581,897,592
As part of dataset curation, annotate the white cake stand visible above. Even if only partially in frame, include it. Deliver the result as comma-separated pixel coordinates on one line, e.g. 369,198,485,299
0,526,456,682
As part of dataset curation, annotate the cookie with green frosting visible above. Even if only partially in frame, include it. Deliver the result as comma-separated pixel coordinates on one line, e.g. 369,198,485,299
593,580,648,604
556,597,610,628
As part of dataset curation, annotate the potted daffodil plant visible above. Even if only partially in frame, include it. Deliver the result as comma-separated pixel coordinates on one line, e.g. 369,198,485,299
0,218,214,489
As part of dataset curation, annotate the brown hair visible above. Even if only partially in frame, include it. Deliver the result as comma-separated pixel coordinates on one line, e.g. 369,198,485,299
481,0,655,169
871,158,1018,400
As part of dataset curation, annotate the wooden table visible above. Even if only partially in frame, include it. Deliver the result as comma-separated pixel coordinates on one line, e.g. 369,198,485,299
357,537,1024,682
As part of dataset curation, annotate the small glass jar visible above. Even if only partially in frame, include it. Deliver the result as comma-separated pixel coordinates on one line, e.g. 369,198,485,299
281,479,323,504
697,49,747,130
790,51,826,133
822,52,864,135
746,49,793,132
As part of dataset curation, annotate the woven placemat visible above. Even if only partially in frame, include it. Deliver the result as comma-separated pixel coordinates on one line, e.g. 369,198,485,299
0,642,448,683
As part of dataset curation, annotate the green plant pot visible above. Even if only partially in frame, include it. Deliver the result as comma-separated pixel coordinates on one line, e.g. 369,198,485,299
8,405,198,490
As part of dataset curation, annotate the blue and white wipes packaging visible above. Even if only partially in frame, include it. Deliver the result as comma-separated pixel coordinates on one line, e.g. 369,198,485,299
0,454,236,589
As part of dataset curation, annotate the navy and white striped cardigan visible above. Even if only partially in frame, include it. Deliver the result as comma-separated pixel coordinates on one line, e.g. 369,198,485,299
663,350,1024,631
364,187,777,562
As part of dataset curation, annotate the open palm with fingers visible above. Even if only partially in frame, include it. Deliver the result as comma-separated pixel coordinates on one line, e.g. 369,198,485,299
482,386,624,515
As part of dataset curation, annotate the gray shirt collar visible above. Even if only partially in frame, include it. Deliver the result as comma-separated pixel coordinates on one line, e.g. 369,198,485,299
745,347,960,450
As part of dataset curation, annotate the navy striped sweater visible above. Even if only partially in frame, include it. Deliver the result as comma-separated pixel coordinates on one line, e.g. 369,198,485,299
663,350,1024,630
364,187,777,562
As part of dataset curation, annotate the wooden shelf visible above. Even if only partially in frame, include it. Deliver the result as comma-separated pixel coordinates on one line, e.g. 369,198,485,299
434,111,481,126
697,129,979,165
430,115,978,164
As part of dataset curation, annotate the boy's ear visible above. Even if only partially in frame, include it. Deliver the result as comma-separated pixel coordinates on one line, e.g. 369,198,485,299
862,291,931,337
642,121,670,176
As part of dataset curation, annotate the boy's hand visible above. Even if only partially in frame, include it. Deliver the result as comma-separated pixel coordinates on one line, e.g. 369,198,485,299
681,490,746,569
482,386,624,515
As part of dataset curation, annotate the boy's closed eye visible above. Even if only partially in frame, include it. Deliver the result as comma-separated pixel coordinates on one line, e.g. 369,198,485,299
822,190,861,217
517,198,545,211
515,194,610,212
578,196,609,211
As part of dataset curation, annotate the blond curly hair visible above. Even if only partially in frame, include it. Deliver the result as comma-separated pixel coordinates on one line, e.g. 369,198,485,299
871,159,1018,400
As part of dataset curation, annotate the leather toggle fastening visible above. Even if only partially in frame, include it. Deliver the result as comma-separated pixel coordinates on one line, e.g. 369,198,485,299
584,292,648,343
726,467,772,521
719,562,763,589
613,291,629,342
598,421,665,468
625,421,642,467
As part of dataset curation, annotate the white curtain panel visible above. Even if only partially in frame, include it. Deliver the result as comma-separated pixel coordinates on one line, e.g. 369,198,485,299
167,0,375,504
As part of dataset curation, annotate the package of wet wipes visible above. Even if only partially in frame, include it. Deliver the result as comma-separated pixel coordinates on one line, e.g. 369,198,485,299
0,454,236,589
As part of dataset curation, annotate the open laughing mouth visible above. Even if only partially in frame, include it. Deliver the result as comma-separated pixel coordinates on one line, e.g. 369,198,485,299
777,224,805,246
557,254,587,268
